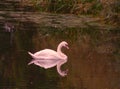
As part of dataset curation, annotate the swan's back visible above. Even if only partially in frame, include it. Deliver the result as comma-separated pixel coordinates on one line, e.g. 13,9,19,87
34,49,59,58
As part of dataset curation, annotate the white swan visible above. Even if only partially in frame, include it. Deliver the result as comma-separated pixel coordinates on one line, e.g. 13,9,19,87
28,41,69,77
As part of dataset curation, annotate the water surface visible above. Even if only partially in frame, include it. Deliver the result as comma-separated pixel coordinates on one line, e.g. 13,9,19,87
0,22,120,89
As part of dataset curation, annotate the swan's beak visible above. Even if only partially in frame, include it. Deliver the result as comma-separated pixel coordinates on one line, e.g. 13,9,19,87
66,45,69,49
67,46,69,49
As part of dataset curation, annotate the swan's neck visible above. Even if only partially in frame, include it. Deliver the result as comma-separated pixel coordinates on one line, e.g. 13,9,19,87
57,44,67,60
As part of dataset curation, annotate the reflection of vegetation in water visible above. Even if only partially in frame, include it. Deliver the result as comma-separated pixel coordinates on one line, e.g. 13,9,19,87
37,26,101,44
15,30,34,51
0,24,119,89
0,52,28,89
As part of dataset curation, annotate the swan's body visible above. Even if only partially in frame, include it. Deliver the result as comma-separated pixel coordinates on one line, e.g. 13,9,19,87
28,41,69,77
28,49,64,69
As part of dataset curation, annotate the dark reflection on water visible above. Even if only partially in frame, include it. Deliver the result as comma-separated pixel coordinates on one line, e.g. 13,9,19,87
0,24,120,89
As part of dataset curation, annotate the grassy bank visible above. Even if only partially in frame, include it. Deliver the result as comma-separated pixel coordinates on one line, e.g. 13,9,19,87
20,0,120,25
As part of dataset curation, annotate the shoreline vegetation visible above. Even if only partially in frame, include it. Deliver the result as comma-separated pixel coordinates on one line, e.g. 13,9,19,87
20,0,120,25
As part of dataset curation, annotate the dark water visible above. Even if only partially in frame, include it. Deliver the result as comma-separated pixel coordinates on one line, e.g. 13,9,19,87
0,22,120,89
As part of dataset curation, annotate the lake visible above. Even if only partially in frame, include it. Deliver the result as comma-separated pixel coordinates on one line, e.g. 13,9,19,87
0,20,120,89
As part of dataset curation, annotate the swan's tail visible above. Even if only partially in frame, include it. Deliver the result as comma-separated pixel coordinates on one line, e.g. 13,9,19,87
28,52,34,57
28,51,36,59
28,60,34,65
28,52,35,65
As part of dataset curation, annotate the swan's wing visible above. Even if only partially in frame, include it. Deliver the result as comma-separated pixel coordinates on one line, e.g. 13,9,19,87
34,49,57,56
34,49,62,59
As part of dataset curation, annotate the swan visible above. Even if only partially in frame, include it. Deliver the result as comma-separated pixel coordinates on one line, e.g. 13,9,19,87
28,41,69,77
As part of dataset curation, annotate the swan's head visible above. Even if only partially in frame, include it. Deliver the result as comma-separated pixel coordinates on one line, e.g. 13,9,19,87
61,41,69,49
